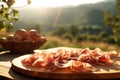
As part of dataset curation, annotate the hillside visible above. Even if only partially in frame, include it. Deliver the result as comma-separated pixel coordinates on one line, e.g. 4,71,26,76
1,0,120,51
13,0,116,32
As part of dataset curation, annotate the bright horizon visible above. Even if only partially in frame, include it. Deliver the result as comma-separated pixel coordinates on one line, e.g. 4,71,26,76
13,0,107,8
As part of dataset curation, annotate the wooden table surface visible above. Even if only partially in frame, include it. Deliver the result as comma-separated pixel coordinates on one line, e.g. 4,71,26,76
0,50,120,80
0,51,52,80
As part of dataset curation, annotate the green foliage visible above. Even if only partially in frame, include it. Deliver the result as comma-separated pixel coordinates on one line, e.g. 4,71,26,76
39,35,120,52
41,41,61,49
53,27,67,36
51,24,117,45
62,33,73,41
68,25,79,37
0,0,31,31
76,34,87,42
104,0,120,45
0,0,18,31
27,24,41,33
15,0,116,31
10,0,119,46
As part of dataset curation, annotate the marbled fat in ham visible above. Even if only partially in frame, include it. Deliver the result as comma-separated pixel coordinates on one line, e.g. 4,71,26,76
21,47,119,72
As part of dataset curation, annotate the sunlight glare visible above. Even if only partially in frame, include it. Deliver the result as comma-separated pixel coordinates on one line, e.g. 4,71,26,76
13,0,107,8
30,0,107,7
13,0,29,7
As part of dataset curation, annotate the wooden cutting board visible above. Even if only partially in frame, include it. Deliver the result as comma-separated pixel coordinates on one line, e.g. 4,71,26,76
11,48,120,79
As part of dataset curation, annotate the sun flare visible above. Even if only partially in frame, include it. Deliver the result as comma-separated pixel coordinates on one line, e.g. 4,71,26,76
13,0,106,8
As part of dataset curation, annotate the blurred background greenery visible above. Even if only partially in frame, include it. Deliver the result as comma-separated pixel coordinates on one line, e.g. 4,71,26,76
0,0,120,52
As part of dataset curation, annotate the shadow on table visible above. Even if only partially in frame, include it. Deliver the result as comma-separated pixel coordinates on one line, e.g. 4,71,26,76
9,68,61,80
9,68,38,80
0,51,26,61
8,68,120,80
0,75,13,80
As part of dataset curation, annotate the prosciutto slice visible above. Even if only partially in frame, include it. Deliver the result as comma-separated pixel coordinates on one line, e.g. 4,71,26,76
96,54,114,65
22,55,38,66
21,47,119,72
70,61,93,72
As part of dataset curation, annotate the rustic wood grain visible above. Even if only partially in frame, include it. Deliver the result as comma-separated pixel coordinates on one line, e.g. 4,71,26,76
11,47,120,79
0,51,39,80
1,47,120,80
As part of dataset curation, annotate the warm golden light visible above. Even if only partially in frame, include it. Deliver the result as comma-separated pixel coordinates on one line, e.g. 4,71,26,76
13,0,107,8
30,0,107,7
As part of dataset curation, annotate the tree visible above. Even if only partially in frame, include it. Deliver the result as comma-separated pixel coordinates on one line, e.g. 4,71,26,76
28,24,41,33
0,0,31,31
104,0,120,45
69,25,79,37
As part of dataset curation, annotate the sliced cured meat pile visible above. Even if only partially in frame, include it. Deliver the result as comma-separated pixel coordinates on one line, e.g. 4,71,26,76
21,47,119,72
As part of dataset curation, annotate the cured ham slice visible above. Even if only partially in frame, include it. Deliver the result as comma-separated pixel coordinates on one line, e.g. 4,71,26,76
54,60,72,68
21,47,119,72
107,51,118,58
32,58,47,68
96,54,114,65
21,55,38,66
69,49,81,57
78,53,91,62
80,48,91,54
70,61,93,72
32,58,56,72
57,48,71,61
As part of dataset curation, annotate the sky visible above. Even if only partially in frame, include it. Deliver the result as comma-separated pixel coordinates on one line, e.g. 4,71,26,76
13,0,107,8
